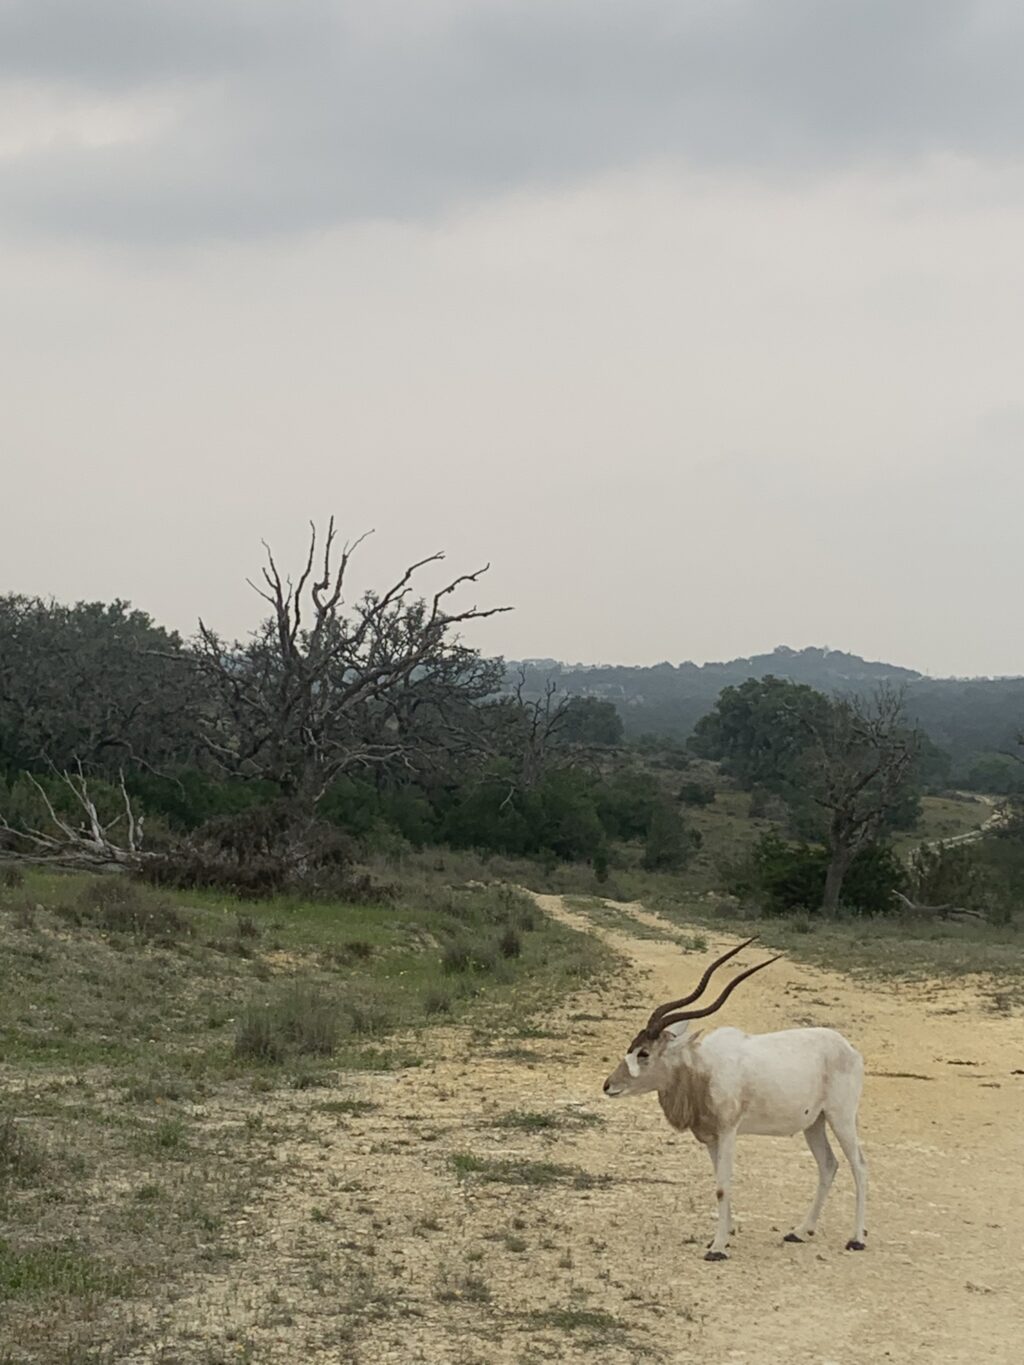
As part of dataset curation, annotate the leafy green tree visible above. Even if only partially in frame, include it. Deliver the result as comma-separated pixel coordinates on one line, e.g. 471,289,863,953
795,689,919,910
594,769,662,840
691,676,832,794
557,697,624,746
696,679,921,910
731,832,906,915
0,595,202,777
642,798,697,871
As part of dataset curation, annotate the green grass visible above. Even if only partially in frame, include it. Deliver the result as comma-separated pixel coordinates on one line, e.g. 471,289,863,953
646,892,1024,993
893,794,993,854
0,1240,126,1302
449,1153,609,1188
489,1109,603,1134
525,1307,626,1335
317,1098,379,1118
0,863,614,1360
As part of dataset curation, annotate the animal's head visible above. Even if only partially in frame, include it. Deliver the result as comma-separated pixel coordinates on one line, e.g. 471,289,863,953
602,937,780,1099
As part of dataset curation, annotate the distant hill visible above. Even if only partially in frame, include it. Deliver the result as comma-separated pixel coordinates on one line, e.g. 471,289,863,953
508,646,1024,784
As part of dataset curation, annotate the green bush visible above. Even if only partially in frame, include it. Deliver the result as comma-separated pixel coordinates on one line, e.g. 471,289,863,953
731,833,907,915
60,879,194,942
235,987,340,1062
643,800,698,871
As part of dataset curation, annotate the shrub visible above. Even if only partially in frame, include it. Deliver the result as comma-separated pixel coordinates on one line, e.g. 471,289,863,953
499,926,522,959
730,833,907,915
7,898,36,930
593,846,610,882
235,987,340,1063
642,800,696,871
344,995,391,1037
1,865,25,889
63,879,193,942
423,988,452,1017
442,938,499,975
0,1113,44,1183
676,782,715,807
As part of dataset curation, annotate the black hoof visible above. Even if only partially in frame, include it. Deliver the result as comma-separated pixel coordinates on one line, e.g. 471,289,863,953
845,1239,866,1252
783,1233,805,1243
704,1251,728,1262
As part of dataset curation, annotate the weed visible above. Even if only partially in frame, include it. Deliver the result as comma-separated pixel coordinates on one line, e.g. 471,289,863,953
449,1154,608,1188
290,1070,330,1090
436,1270,491,1304
144,1118,187,1155
442,939,499,975
491,1110,602,1134
491,1047,545,1063
322,939,375,968
0,1115,44,1183
235,986,339,1062
9,899,37,930
65,879,194,942
344,995,391,1037
0,1239,125,1301
500,926,523,958
526,1307,625,1336
235,913,261,941
318,1098,378,1117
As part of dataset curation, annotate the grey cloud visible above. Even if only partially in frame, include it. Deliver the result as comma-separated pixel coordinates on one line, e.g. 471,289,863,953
2,0,1024,241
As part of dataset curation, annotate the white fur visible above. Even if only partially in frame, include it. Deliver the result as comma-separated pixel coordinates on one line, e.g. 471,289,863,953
606,1022,868,1260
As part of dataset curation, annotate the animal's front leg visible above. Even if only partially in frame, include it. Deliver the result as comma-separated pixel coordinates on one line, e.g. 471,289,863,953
705,1128,736,1262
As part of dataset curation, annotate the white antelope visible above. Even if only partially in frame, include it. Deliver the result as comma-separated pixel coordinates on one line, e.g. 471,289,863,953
602,939,868,1261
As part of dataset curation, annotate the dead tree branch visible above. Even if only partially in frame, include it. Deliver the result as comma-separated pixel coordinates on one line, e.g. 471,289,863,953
0,767,147,871
185,521,510,809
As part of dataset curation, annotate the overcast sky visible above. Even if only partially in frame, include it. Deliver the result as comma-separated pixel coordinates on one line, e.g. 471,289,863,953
2,0,1023,677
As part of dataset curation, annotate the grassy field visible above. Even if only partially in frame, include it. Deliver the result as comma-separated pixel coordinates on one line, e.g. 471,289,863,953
0,788,1012,1360
0,868,614,1362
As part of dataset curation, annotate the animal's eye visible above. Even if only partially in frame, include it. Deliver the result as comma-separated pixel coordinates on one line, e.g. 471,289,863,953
637,1049,650,1060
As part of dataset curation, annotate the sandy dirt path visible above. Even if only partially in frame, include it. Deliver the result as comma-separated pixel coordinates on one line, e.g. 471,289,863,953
141,895,1024,1364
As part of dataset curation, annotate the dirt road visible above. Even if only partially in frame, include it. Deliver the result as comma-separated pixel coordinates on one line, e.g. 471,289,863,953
145,895,1024,1363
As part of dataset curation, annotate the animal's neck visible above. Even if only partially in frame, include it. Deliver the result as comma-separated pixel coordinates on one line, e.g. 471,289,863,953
657,1042,715,1141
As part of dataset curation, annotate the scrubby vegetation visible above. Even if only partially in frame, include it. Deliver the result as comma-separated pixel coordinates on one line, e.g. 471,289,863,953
0,863,613,1359
1,521,1022,1360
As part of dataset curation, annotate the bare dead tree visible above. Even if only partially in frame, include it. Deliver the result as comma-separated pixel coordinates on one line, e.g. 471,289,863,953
794,687,920,912
510,671,573,789
0,766,147,872
181,520,509,818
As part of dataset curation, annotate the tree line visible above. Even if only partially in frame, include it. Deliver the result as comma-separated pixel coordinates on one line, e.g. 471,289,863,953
3,522,1019,915
0,524,688,891
516,647,1024,789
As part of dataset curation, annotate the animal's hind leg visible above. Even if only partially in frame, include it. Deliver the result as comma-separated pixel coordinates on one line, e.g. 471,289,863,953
827,1112,868,1250
784,1113,837,1243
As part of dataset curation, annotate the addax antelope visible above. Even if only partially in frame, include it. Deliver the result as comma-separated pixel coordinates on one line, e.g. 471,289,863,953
602,939,868,1261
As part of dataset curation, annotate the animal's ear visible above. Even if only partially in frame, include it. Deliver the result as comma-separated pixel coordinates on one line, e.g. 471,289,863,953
661,1020,690,1043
